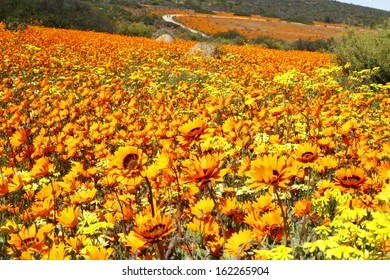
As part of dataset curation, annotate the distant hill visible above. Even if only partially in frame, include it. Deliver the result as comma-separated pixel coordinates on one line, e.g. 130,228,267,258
0,0,117,32
143,0,390,26
1,0,389,35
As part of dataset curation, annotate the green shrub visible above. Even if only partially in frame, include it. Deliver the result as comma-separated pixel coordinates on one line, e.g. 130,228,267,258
194,8,215,15
291,38,334,52
233,11,252,17
333,21,390,83
281,17,314,25
118,22,156,37
3,19,28,31
211,30,247,45
251,36,291,50
0,0,116,33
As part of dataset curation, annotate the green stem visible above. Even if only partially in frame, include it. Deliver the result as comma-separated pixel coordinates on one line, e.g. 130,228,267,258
207,181,227,243
155,241,166,260
274,186,289,246
144,176,155,217
113,186,128,235
49,178,58,244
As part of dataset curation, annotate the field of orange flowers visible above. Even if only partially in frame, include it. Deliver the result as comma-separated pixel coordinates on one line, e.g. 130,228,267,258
173,13,349,41
148,6,354,41
1,24,390,260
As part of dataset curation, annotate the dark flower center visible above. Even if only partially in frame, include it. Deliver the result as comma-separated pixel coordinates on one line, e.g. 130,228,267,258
302,152,314,158
270,226,284,240
146,224,166,234
141,223,169,241
123,153,139,170
342,175,361,186
189,126,201,133
23,237,39,247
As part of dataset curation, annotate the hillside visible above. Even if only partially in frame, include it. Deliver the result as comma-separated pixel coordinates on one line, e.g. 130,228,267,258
1,0,390,33
143,0,390,26
1,0,390,53
168,12,366,42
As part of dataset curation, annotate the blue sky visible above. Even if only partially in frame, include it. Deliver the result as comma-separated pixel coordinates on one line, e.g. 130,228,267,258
336,0,390,11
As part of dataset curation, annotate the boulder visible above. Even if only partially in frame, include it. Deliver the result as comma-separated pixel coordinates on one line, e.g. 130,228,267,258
156,34,174,43
189,43,218,58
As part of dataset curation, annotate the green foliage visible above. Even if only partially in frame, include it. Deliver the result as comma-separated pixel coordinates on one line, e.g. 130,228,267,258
3,19,28,31
251,36,291,50
211,30,246,45
212,30,243,40
118,22,156,37
291,38,334,52
141,0,390,27
0,0,116,32
183,0,201,10
232,11,252,17
108,0,141,7
281,18,314,25
250,36,334,52
333,21,390,83
194,9,216,15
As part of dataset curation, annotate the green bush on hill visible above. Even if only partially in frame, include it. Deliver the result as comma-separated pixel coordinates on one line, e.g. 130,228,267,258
211,30,247,45
251,35,291,50
0,0,116,32
333,20,390,83
291,38,335,52
140,0,390,27
281,17,314,25
118,22,156,37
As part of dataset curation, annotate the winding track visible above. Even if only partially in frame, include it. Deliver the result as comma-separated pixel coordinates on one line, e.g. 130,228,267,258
162,14,209,38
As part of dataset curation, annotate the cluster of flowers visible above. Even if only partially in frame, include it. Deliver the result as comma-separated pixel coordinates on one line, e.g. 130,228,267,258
0,24,389,260
172,11,345,41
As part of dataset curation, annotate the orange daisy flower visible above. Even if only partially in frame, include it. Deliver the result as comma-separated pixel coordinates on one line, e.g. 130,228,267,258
10,128,29,148
182,153,227,186
43,242,71,260
7,223,55,257
317,137,335,149
187,216,220,240
29,157,55,179
262,209,285,242
57,206,79,229
191,197,215,220
246,209,286,242
246,154,294,192
224,229,254,258
177,117,208,149
293,199,311,218
120,231,147,255
335,166,366,193
252,193,276,213
112,146,147,177
0,177,9,197
133,211,175,243
378,161,390,184
82,245,114,260
294,143,319,164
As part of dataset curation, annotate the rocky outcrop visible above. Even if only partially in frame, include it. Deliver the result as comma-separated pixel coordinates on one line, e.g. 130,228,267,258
156,34,174,43
189,43,218,58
